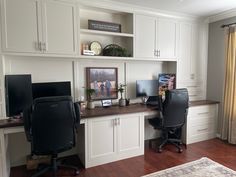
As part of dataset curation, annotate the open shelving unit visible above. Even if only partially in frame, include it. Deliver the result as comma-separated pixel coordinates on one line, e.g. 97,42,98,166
79,6,134,58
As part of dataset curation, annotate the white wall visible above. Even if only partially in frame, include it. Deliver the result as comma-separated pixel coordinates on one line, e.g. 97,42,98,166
207,16,236,134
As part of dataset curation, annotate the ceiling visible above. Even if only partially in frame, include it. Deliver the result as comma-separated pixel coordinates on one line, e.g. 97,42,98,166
108,0,236,17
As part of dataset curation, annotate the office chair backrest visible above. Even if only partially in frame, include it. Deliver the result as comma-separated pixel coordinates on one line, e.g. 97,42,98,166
162,88,189,128
27,96,79,155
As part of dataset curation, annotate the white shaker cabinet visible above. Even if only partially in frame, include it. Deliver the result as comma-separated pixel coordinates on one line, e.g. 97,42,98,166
1,0,41,53
135,14,156,59
1,0,77,55
86,113,144,168
184,104,218,144
41,0,77,55
135,14,179,60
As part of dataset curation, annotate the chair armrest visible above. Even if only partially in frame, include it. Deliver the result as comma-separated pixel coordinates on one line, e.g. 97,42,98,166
74,102,81,127
23,106,32,142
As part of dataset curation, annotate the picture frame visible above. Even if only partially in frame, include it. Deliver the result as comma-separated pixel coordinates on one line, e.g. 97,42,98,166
101,99,112,107
86,67,118,100
158,73,176,96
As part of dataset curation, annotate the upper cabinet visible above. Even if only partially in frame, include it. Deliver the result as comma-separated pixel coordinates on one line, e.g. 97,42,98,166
1,0,77,55
177,22,207,101
135,14,179,61
79,6,134,59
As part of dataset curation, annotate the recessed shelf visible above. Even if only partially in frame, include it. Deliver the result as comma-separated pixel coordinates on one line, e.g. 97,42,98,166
80,29,134,38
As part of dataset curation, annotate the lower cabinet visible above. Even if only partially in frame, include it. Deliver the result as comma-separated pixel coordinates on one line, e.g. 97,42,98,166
86,113,144,167
184,104,218,144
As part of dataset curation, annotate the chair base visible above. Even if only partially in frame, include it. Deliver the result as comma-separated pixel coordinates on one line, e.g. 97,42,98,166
32,155,79,177
157,138,183,153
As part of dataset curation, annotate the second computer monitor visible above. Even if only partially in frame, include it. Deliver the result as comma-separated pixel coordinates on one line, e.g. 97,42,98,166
136,80,158,97
32,81,71,99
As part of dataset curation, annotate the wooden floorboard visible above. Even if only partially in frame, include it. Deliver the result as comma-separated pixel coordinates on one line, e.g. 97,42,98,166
10,138,236,177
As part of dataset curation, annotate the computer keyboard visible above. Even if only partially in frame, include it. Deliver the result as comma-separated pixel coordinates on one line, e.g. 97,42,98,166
146,101,159,106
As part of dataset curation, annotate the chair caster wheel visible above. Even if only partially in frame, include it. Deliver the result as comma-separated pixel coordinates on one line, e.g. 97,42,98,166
178,149,183,153
75,170,79,175
158,148,162,153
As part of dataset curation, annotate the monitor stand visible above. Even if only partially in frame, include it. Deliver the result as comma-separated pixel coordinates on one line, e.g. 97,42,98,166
141,96,149,104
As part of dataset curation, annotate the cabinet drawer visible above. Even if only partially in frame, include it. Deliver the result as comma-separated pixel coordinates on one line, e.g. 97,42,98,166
189,122,215,137
188,105,216,119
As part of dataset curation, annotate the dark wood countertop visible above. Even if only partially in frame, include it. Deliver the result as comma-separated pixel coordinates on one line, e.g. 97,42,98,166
0,100,219,129
80,103,158,119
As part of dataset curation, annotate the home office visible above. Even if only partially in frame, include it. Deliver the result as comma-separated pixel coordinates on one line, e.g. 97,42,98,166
0,0,229,176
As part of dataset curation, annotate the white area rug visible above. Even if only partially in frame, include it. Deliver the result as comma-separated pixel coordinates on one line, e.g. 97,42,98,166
142,157,236,177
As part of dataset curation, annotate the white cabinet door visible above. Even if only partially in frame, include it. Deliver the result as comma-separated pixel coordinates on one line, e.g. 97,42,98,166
156,18,179,59
87,116,117,166
41,0,77,55
135,14,156,59
178,23,192,82
1,0,42,53
117,113,144,158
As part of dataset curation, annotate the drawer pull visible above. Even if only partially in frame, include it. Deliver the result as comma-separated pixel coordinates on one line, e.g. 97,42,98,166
187,86,198,88
198,112,209,115
197,128,208,132
189,94,197,97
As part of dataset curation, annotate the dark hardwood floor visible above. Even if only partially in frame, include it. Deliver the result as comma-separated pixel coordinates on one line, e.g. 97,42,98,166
10,138,236,177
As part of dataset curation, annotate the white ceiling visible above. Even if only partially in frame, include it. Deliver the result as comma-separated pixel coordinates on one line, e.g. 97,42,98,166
108,0,236,17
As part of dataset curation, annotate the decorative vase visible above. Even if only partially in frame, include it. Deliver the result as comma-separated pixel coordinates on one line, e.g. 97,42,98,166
87,101,95,109
119,98,126,107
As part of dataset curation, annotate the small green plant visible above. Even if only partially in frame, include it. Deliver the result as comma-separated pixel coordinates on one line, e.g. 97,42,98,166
84,88,95,101
117,83,126,99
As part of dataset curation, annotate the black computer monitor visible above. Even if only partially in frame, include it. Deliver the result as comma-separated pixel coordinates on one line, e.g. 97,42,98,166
5,74,33,117
32,81,71,99
136,80,158,97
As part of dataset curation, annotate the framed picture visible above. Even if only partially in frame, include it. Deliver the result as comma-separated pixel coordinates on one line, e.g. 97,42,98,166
158,73,176,96
86,67,118,100
101,99,112,107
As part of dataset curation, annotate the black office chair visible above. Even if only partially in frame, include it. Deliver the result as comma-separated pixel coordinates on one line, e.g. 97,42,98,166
23,96,80,177
148,88,189,153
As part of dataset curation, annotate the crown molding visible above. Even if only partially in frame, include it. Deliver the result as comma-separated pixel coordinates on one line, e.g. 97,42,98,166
207,8,236,23
77,0,200,22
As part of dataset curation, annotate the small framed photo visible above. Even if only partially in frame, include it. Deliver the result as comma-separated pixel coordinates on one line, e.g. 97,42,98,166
101,99,112,107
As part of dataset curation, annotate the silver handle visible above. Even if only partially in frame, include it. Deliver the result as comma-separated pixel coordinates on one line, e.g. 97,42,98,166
117,118,120,125
113,119,117,126
189,94,197,97
198,112,209,115
44,42,48,51
158,50,160,57
197,128,208,132
38,41,42,51
187,86,198,88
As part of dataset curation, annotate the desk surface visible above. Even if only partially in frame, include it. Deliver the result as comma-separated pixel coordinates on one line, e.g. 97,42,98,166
0,100,219,129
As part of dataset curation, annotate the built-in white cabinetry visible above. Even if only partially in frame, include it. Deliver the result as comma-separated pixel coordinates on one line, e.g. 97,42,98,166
177,22,206,101
135,14,179,60
1,0,77,55
87,113,144,167
184,104,218,145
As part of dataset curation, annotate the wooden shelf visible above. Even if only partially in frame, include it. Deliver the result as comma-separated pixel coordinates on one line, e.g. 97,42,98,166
80,29,134,38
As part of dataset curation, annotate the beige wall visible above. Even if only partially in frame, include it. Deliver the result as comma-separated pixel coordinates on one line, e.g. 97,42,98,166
207,16,236,134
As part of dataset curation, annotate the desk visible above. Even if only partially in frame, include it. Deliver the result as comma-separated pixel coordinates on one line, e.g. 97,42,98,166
0,101,219,177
